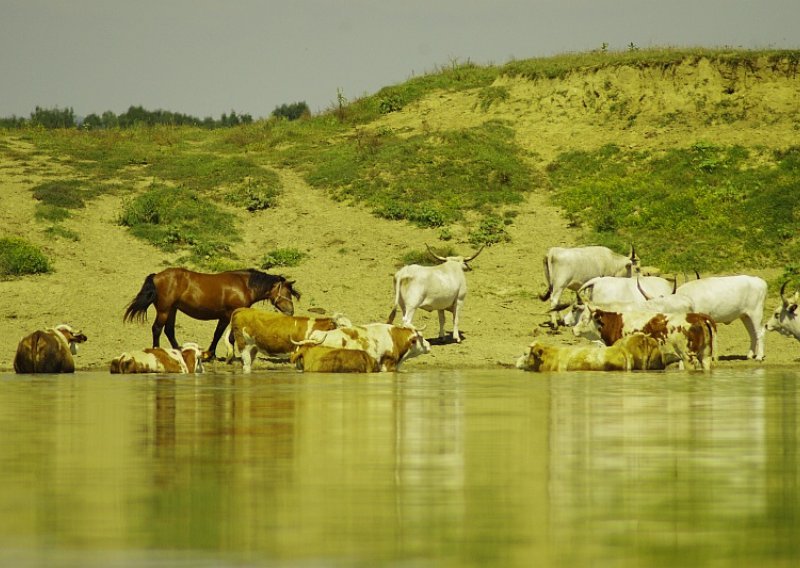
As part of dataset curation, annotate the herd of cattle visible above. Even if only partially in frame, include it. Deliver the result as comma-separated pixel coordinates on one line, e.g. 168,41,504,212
519,245,800,372
10,244,800,375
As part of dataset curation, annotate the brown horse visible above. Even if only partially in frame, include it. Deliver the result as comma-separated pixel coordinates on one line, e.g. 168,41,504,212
124,268,300,360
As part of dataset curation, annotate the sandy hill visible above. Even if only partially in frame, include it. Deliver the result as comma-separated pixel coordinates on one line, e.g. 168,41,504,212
2,53,799,371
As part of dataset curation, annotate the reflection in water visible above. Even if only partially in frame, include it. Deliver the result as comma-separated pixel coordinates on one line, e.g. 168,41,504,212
549,370,800,567
0,369,797,566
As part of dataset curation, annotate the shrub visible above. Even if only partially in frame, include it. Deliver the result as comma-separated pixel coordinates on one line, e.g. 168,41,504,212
469,216,510,246
260,248,307,269
225,177,281,211
272,102,310,121
0,237,52,277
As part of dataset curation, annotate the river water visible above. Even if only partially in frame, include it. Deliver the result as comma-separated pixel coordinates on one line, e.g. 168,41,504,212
0,367,797,567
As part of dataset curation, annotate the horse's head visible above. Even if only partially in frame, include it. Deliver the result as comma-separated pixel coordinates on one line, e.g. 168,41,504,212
270,278,301,315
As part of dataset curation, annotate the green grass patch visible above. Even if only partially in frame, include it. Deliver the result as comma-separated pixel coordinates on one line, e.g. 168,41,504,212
0,237,52,277
22,127,274,196
260,248,307,269
118,184,239,266
305,120,533,227
31,179,86,208
502,47,800,82
35,204,71,222
44,225,80,241
546,143,800,272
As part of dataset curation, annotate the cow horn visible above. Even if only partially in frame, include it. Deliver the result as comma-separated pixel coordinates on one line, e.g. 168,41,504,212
781,281,791,305
464,245,485,263
694,270,701,280
291,336,325,346
425,244,448,262
636,276,653,301
672,275,678,294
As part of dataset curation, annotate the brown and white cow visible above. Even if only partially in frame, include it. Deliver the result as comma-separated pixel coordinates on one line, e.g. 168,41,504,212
110,342,204,374
306,323,431,371
290,345,380,373
14,324,88,374
516,333,664,372
226,308,352,373
572,306,716,370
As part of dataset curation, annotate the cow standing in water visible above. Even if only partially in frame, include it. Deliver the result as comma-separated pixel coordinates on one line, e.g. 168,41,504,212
388,245,483,343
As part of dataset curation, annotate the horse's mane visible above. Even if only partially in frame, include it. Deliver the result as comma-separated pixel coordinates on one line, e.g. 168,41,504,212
242,269,300,299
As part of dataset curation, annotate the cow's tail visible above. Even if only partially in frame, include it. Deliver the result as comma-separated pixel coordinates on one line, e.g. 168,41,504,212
538,253,553,301
706,316,718,364
387,275,405,324
124,273,157,323
223,323,237,363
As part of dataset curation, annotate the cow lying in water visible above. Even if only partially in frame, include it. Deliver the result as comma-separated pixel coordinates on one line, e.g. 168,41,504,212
306,323,431,371
290,345,381,373
14,324,88,374
110,342,204,374
516,333,665,372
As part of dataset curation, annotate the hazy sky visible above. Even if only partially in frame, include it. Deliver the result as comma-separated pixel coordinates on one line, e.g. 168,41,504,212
2,0,798,119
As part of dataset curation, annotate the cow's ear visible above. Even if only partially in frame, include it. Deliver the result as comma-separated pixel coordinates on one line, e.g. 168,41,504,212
790,304,798,314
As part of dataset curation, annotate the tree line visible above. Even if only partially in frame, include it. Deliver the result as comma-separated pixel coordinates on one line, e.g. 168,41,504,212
0,101,310,129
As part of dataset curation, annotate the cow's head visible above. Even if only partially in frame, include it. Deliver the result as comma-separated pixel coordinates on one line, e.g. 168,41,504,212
54,324,88,355
426,244,484,271
766,281,800,339
615,243,642,277
180,342,204,373
516,342,548,371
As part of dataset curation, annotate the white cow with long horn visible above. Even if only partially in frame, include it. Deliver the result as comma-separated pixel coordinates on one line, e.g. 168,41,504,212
387,244,484,342
766,281,800,341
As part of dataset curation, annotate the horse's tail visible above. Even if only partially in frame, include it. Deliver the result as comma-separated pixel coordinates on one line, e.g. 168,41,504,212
124,273,157,323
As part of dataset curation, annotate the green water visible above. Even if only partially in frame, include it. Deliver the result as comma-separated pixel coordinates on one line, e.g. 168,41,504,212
0,368,797,567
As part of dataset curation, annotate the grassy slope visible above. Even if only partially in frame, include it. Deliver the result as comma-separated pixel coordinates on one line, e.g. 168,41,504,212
2,48,800,369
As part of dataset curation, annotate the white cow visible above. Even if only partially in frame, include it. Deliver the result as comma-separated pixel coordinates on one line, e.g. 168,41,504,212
676,275,767,360
560,276,676,327
633,277,697,313
387,245,483,342
540,245,640,327
765,281,800,341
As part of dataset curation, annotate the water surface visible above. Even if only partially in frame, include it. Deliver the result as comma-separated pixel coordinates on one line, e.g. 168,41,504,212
0,368,797,567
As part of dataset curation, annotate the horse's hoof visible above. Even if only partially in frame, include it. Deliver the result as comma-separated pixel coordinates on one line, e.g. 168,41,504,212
201,351,215,362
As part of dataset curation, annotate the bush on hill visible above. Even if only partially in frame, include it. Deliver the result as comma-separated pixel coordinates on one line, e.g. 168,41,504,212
0,237,52,277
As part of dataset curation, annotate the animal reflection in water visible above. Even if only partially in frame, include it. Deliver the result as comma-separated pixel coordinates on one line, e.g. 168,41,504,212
124,268,299,360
